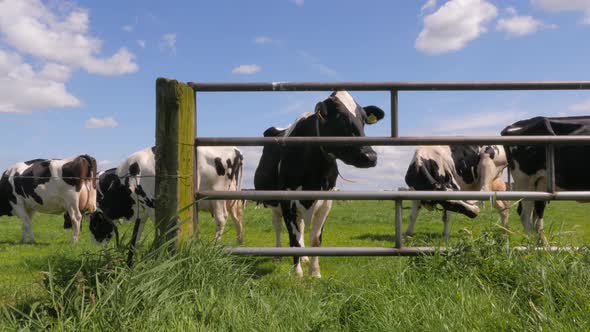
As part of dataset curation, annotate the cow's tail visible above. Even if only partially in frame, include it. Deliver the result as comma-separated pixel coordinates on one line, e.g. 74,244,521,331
235,150,243,192
226,149,244,210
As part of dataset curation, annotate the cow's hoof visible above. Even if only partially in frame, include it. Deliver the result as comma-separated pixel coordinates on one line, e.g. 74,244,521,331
301,256,310,264
293,265,304,277
310,271,322,278
404,232,414,237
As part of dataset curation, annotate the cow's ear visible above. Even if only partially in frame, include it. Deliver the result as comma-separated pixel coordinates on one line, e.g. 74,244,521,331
315,101,328,120
364,106,385,125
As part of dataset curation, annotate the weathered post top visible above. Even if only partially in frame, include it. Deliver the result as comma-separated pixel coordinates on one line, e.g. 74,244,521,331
155,78,195,250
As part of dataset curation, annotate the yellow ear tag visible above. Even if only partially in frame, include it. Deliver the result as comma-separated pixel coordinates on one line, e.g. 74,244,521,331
367,114,377,124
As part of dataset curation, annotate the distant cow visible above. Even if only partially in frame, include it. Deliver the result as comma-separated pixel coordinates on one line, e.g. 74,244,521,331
86,146,244,245
0,155,97,243
502,116,590,244
404,145,509,239
254,90,384,277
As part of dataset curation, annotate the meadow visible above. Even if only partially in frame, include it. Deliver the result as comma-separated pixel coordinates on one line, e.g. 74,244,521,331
0,199,590,331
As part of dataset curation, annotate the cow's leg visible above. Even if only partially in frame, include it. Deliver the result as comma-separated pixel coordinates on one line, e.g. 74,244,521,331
271,207,283,262
491,178,509,230
297,216,309,263
227,200,244,245
518,201,535,233
66,205,83,243
212,200,228,242
405,200,421,236
534,201,548,246
14,207,34,243
442,210,451,241
281,201,303,277
309,200,332,278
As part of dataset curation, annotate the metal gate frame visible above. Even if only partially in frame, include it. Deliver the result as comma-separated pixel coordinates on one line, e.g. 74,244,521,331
188,81,590,256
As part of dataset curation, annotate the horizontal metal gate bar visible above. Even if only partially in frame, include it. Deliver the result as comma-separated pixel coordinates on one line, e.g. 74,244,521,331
188,81,590,92
195,136,590,146
225,246,577,256
197,190,590,201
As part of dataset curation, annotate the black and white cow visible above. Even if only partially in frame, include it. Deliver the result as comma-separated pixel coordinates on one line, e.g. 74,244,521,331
502,116,590,244
0,155,97,243
254,90,384,277
404,145,509,239
86,146,244,245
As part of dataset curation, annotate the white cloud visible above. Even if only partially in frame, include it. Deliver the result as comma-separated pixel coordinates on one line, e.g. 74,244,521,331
568,99,590,114
160,33,176,54
40,63,72,82
292,0,304,6
122,24,133,32
0,49,80,113
0,0,138,76
421,0,438,14
137,40,146,48
254,36,273,44
533,0,590,24
429,110,529,134
85,116,119,129
496,8,544,37
415,0,498,55
232,64,261,75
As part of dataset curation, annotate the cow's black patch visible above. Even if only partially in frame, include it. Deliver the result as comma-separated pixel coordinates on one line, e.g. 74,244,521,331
0,171,15,216
63,212,72,229
24,159,48,165
89,211,116,243
502,116,590,188
135,185,155,208
450,145,480,185
214,157,225,176
484,146,496,159
97,169,134,221
129,162,140,177
13,160,52,205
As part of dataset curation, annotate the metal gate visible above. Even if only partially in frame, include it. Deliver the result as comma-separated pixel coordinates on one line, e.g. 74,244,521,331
185,81,590,256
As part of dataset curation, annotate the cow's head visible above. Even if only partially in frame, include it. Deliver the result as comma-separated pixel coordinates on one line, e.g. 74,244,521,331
89,211,118,244
314,91,385,168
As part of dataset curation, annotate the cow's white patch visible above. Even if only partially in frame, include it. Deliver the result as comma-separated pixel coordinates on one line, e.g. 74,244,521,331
333,90,358,117
505,126,521,132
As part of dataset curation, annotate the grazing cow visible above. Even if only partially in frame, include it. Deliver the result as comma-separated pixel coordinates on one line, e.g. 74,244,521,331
0,155,97,243
86,146,244,245
501,116,590,244
254,90,384,277
404,145,509,239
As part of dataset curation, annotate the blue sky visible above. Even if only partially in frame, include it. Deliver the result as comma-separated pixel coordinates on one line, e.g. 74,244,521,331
1,0,590,189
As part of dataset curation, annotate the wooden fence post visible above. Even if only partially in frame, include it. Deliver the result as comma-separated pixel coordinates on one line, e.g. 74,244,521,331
155,78,195,250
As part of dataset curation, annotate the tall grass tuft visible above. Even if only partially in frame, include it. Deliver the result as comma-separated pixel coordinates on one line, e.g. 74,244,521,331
3,230,590,331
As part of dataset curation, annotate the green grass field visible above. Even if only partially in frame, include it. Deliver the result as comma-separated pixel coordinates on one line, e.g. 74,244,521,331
1,200,590,330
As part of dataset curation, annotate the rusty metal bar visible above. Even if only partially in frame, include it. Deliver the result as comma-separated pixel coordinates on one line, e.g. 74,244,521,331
225,246,441,256
188,81,590,92
391,90,399,137
224,246,577,256
195,136,590,146
196,190,590,201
